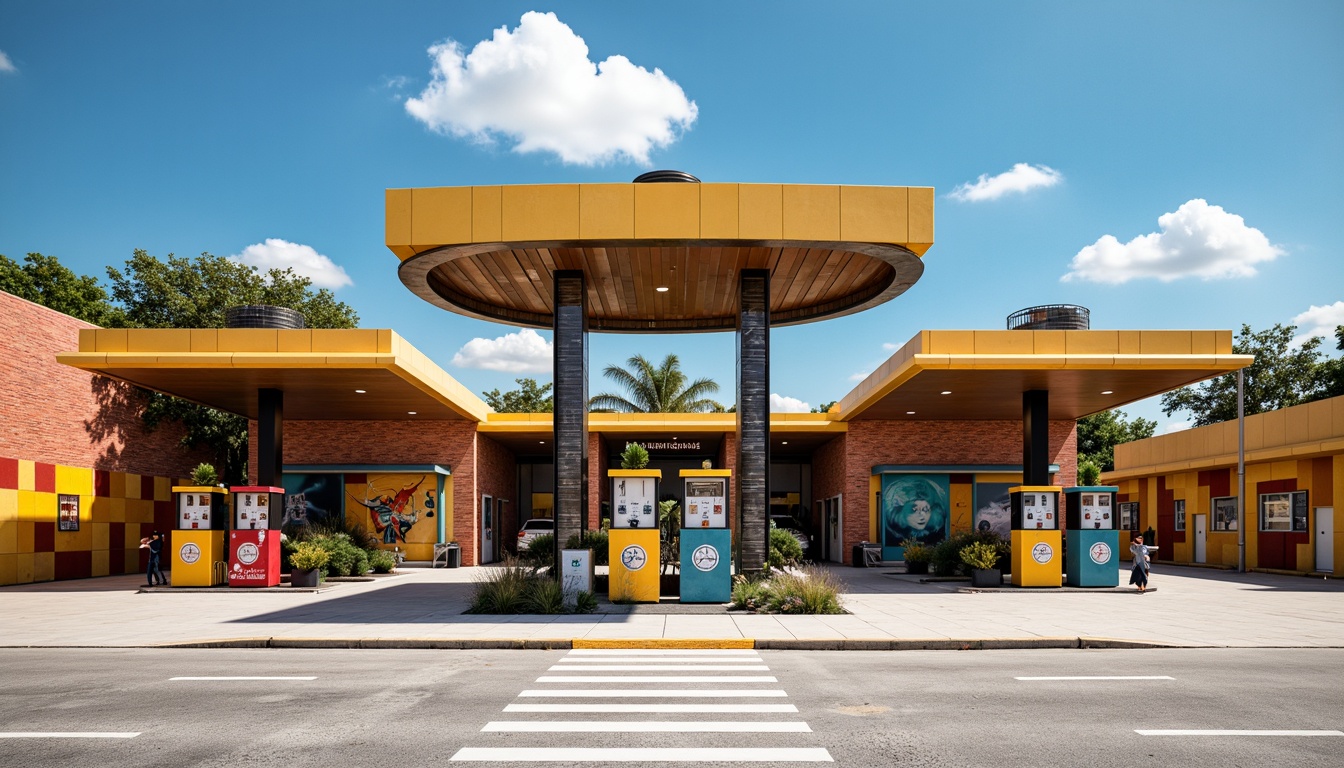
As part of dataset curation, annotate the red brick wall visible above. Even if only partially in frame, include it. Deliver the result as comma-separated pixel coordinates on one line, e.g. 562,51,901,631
477,433,517,555
587,433,606,529
0,290,206,476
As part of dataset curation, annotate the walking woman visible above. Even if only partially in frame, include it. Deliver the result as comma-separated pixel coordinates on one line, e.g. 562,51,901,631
1129,534,1151,593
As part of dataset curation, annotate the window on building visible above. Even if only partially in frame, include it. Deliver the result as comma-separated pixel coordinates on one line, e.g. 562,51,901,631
1118,501,1138,530
1259,492,1292,531
1212,496,1238,531
1174,498,1186,531
1292,490,1309,532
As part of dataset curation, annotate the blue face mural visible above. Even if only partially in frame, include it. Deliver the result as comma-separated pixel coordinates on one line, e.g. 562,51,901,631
882,474,950,550
281,474,342,528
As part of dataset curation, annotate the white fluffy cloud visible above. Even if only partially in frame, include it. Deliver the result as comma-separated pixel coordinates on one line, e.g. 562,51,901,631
948,163,1063,202
405,11,697,166
0,51,17,73
229,239,352,289
1291,301,1344,347
770,393,811,413
452,328,553,373
1062,199,1284,284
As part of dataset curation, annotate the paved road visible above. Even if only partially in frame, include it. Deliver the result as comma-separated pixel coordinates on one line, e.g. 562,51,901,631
2,648,1341,767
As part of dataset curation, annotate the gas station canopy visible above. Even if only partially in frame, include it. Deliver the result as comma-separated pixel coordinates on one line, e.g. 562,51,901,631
386,183,934,332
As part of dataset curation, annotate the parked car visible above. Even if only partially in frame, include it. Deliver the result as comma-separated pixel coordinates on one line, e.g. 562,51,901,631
770,515,810,552
516,518,555,552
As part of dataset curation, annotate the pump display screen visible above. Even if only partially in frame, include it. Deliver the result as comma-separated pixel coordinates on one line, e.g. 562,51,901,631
1021,492,1057,530
612,477,657,529
178,493,213,529
235,492,271,529
1080,493,1112,530
684,479,727,528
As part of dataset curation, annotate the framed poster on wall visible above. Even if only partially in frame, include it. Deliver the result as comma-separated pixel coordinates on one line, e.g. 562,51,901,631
57,494,80,531
1118,501,1139,530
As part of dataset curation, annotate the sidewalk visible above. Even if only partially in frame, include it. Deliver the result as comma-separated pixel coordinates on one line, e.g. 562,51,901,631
1,563,1341,650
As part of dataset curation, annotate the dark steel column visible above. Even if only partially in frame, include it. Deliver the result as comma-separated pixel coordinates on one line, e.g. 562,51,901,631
258,388,283,487
552,271,589,572
1023,390,1049,486
737,270,770,573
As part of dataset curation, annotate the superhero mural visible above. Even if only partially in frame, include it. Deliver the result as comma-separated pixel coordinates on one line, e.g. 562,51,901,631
344,474,439,561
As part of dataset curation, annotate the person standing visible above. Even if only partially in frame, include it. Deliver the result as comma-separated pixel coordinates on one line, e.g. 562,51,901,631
1128,534,1150,593
146,531,167,586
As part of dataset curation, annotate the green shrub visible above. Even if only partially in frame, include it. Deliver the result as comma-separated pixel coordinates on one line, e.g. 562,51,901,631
901,540,931,564
730,573,773,611
574,590,598,614
766,526,804,571
522,532,555,565
281,535,298,570
1078,459,1102,486
190,463,218,486
620,442,650,469
311,533,363,577
349,548,370,576
959,541,1000,570
932,530,1010,576
524,577,567,614
289,542,330,572
368,549,397,573
565,529,609,565
468,558,537,613
764,567,845,614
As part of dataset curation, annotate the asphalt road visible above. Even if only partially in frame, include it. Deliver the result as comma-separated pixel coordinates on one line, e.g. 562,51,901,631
1,647,1341,767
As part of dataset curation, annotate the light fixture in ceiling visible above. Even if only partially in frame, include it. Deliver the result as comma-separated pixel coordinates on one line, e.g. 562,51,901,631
407,411,417,415
355,389,366,394
940,390,952,395
656,286,669,292
1101,390,1114,395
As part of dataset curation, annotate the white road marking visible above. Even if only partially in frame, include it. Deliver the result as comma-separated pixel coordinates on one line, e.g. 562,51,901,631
1136,729,1344,736
548,664,770,671
0,732,140,739
504,703,799,713
1015,675,1175,681
519,688,789,698
537,675,777,683
564,649,760,656
170,676,317,681
449,747,834,762
556,657,763,664
483,720,811,733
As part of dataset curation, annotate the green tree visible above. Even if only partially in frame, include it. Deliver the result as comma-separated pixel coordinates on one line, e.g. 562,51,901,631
1319,325,1344,400
810,400,838,414
482,377,554,412
0,253,126,327
1161,323,1325,428
107,250,360,484
1077,409,1156,472
589,353,724,413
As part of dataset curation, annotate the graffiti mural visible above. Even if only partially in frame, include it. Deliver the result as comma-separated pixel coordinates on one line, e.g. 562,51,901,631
347,474,429,544
881,474,950,551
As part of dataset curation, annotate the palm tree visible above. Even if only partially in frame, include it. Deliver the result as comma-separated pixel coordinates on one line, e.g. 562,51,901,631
590,354,726,413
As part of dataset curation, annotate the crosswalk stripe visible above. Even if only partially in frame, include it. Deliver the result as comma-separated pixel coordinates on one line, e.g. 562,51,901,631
556,657,763,664
549,664,770,671
0,732,141,739
1136,729,1344,736
518,689,789,698
565,649,760,656
537,675,777,683
1016,676,1174,681
482,720,812,733
170,676,317,681
449,747,834,762
503,703,799,713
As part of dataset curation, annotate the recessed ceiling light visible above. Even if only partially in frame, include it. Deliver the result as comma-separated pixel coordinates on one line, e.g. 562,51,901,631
407,411,417,415
940,390,952,395
782,441,789,445
1101,390,1113,395
656,286,669,292
355,389,366,394
539,440,545,444
906,411,916,415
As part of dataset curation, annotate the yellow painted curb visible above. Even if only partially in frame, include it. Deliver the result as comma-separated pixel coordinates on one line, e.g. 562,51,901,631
572,638,755,650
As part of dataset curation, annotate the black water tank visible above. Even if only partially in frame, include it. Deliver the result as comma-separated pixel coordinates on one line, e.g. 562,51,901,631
225,305,306,330
1007,304,1090,331
632,170,701,183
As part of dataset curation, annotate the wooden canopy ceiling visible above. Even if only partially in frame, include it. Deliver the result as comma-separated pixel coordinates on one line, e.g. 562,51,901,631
387,182,934,333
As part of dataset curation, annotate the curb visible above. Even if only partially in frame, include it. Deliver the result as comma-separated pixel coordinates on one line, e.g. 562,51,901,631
131,636,1215,651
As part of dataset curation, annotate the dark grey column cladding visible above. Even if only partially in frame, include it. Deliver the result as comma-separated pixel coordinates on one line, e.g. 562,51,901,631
258,388,283,487
736,270,770,573
1023,389,1049,486
552,271,589,572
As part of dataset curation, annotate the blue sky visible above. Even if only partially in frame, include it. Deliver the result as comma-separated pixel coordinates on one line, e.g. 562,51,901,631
2,1,1341,432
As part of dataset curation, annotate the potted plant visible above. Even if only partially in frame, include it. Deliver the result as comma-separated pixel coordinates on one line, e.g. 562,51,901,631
191,463,218,487
289,542,329,587
620,442,650,469
902,540,931,574
960,541,1001,588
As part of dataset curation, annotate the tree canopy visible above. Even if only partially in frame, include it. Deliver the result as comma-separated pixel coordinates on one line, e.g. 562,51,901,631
1161,323,1333,427
589,354,725,413
0,253,126,327
482,378,554,413
811,400,838,414
1077,409,1157,472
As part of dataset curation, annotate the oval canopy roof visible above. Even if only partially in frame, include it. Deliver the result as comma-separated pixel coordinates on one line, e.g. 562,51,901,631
386,182,934,332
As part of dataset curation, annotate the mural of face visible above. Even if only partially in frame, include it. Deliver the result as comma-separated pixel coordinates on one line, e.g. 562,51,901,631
906,499,932,530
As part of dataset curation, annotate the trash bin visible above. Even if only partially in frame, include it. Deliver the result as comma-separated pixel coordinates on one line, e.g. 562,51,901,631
445,544,461,568
852,542,880,568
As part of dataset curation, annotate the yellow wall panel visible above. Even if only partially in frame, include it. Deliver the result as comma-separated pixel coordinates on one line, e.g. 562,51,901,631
471,186,503,242
411,186,473,247
949,480,973,532
124,474,142,500
1190,331,1217,355
700,184,738,238
77,328,98,351
1283,404,1310,444
385,188,412,248
738,184,783,239
18,461,34,492
17,491,38,522
974,331,1033,354
276,330,313,354
1139,331,1190,354
926,330,974,355
635,184,699,238
1270,460,1297,480
217,329,279,353
108,497,126,524
311,329,381,353
124,548,139,574
0,554,15,586
1064,330,1119,354
127,328,189,353
33,552,54,582
908,187,934,244
1117,331,1142,354
188,329,219,353
1032,330,1067,354
92,522,109,551
55,524,91,552
92,329,128,353
1306,400,1335,442
90,496,111,523
781,185,840,241
502,184,579,241
0,488,16,522
92,549,109,578
16,553,34,583
127,498,154,524
840,186,907,243
1243,417,1264,451
155,476,172,502
1261,410,1286,448
0,519,16,554
580,185,634,239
